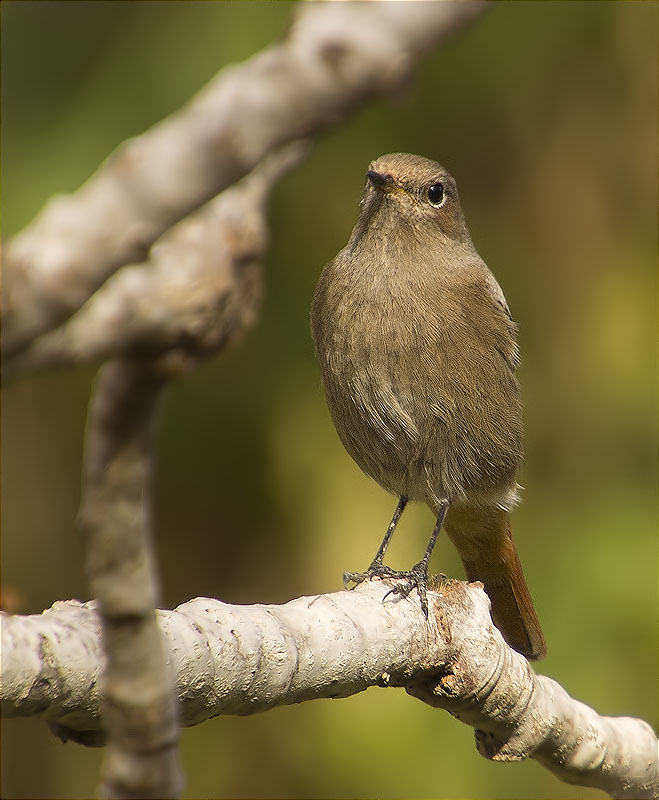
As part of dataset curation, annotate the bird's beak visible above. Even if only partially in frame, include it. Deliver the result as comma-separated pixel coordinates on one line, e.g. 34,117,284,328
366,170,409,197
366,170,393,188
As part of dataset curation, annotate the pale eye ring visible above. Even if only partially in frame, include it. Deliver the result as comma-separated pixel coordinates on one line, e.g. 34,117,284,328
427,182,445,207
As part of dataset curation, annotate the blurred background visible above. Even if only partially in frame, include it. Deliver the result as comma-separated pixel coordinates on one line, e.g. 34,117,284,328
1,2,656,798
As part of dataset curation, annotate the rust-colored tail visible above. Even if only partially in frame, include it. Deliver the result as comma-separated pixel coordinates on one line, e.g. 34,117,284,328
443,505,546,660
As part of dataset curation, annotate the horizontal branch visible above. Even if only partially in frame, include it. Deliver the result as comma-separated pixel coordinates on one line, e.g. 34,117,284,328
2,578,656,798
2,0,489,358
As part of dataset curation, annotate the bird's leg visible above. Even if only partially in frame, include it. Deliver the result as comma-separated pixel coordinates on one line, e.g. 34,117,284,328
343,496,407,588
369,495,408,569
382,499,450,616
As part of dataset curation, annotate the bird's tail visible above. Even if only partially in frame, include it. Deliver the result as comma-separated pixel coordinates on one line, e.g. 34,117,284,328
443,504,546,660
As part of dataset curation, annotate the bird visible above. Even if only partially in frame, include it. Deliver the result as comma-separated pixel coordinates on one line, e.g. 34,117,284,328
310,153,546,660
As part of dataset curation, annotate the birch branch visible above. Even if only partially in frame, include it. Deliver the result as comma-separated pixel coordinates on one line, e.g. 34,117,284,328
1,0,489,360
2,579,656,799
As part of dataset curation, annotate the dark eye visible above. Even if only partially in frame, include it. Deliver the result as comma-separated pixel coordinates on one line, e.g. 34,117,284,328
427,183,445,206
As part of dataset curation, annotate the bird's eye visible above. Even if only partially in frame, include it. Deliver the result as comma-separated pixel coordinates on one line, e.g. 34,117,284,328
427,183,445,206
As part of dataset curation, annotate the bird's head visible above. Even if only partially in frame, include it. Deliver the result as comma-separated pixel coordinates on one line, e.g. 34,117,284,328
359,153,470,243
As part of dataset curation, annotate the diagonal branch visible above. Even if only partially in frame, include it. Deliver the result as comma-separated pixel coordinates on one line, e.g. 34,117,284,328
1,0,490,359
2,579,656,799
5,141,308,381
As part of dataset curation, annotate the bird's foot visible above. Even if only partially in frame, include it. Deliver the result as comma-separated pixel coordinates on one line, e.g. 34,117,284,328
344,560,442,618
343,560,400,590
381,561,432,616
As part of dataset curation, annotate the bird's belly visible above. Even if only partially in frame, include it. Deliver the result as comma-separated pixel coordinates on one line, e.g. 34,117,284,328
319,320,521,509
319,325,445,503
323,370,424,500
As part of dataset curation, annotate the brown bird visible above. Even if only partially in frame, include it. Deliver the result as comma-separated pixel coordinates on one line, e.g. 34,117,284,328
311,153,546,660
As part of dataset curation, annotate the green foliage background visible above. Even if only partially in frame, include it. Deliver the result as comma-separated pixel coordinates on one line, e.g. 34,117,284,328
2,2,657,798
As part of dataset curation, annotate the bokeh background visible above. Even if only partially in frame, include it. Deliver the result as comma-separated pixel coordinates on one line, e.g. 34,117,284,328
2,2,657,798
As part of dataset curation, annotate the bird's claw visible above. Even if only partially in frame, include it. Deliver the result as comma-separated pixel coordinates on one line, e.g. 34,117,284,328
381,562,429,616
342,561,398,589
344,560,431,617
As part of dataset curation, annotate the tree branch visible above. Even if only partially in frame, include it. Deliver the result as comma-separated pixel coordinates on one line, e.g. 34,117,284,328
4,141,308,381
2,579,656,799
1,0,489,360
78,357,182,798
5,137,307,799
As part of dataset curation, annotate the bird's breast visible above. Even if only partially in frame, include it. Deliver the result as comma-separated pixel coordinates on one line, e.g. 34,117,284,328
311,251,523,505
